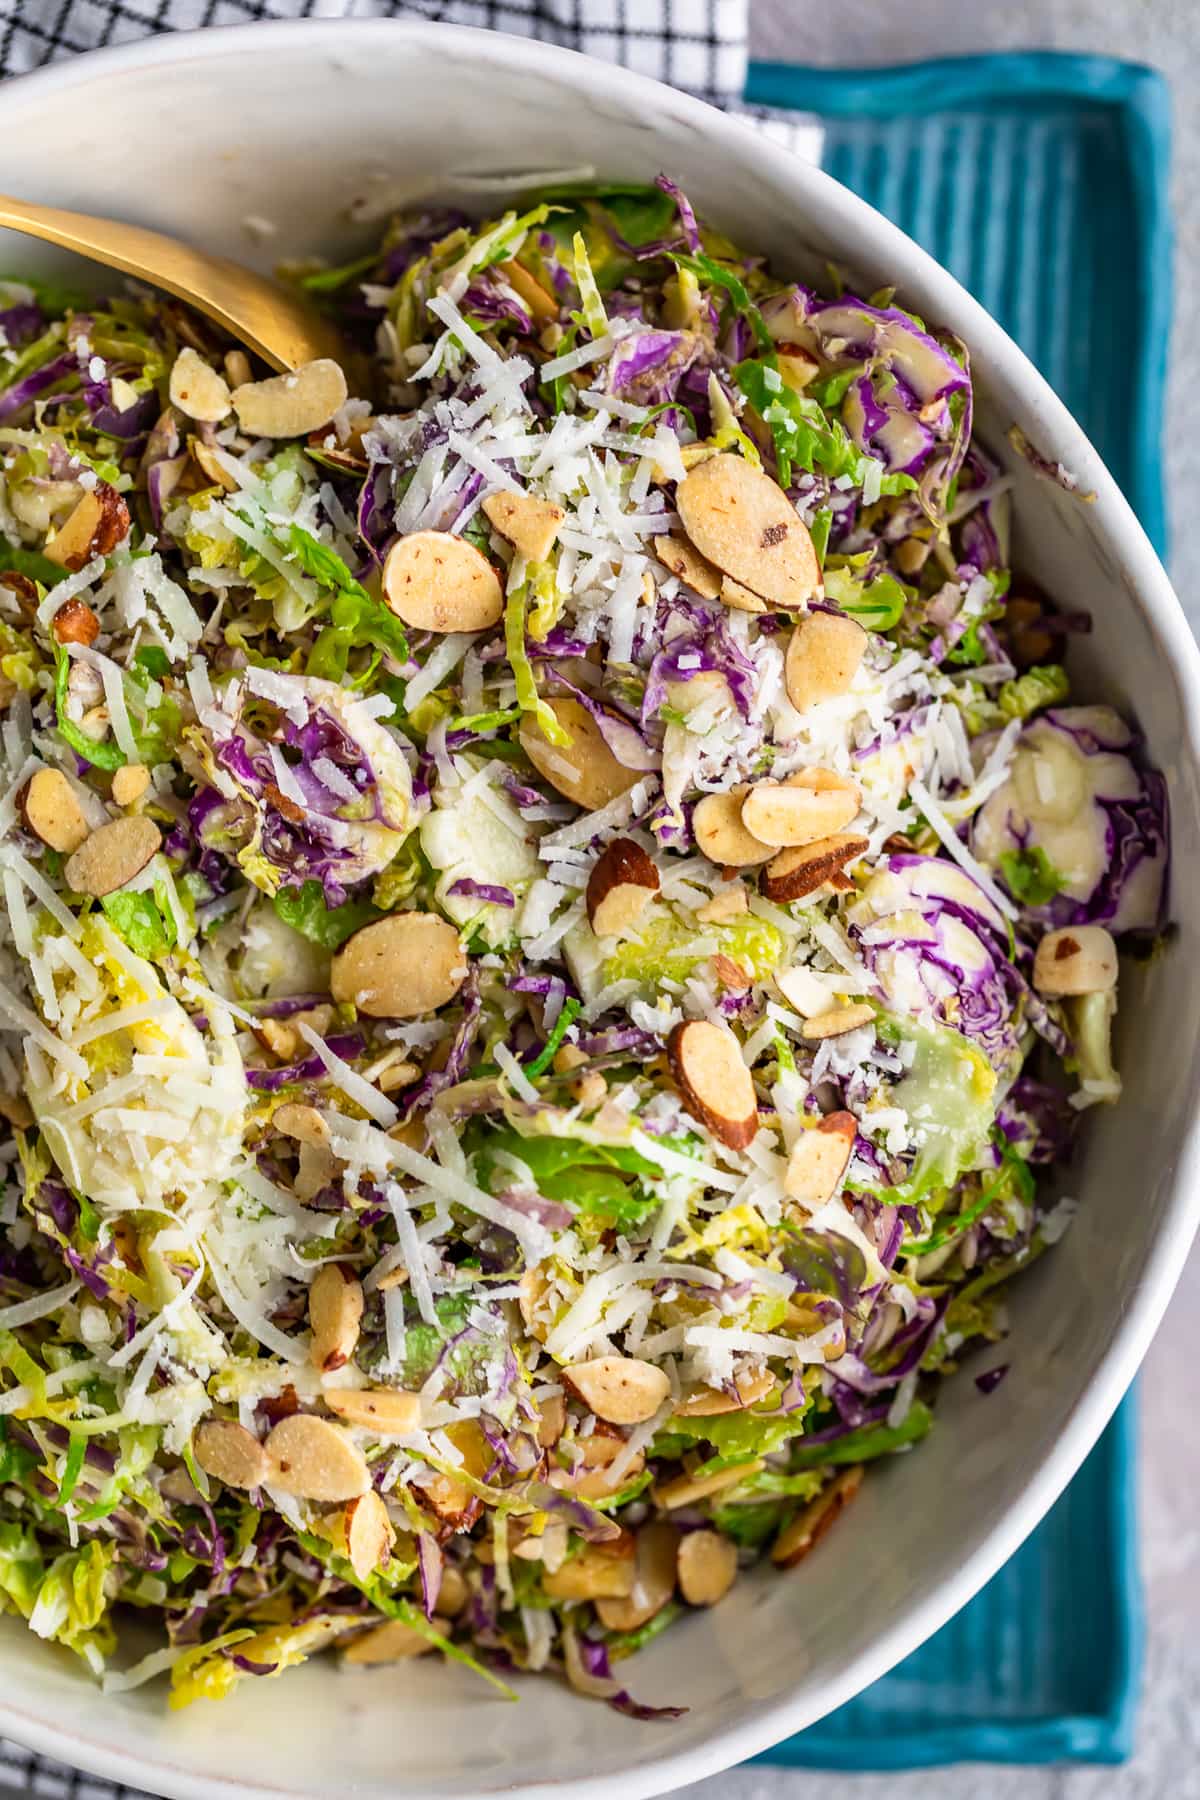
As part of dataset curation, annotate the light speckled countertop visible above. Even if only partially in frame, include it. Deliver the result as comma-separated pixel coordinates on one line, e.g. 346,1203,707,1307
674,6,1200,1798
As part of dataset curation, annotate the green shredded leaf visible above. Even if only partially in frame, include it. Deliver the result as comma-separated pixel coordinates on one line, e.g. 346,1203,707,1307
997,845,1064,908
273,879,381,950
524,997,583,1079
571,231,608,340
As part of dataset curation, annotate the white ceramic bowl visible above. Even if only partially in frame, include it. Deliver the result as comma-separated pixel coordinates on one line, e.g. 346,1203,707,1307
1,21,1198,1800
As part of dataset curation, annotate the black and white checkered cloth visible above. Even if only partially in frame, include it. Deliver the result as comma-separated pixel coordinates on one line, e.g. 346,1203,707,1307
0,2,817,1793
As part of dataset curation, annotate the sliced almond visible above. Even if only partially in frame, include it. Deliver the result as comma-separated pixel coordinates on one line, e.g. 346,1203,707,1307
382,530,503,632
693,787,775,868
572,1448,646,1503
21,768,88,853
1033,925,1118,996
775,964,839,1016
800,1004,875,1040
674,1366,775,1417
295,1139,339,1204
655,1460,764,1509
893,535,932,577
168,347,232,423
772,1465,863,1568
496,258,559,323
274,1102,331,1148
0,1091,34,1131
343,1618,442,1665
694,885,748,924
43,484,130,572
761,833,868,904
64,814,161,898
535,1392,566,1449
675,453,819,608
193,1419,268,1490
232,358,348,438
776,346,820,392
438,1566,470,1616
518,1265,553,1344
324,1387,421,1435
720,575,768,615
519,697,638,812
741,769,861,848
562,1355,670,1426
51,596,100,646
264,1413,370,1501
667,1019,758,1151
330,912,467,1019
309,1263,364,1373
585,837,660,939
785,610,868,712
784,1111,857,1208
677,1529,738,1607
377,1058,421,1094
594,1522,678,1631
223,348,253,389
111,764,150,808
191,438,240,492
543,1539,636,1602
343,1489,394,1582
653,533,722,601
482,490,565,563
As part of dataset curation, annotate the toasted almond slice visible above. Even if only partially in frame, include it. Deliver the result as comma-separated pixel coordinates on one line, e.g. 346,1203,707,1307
43,487,130,572
675,453,819,608
585,837,660,939
344,1489,394,1582
193,1419,268,1490
169,347,232,423
191,438,240,492
775,346,820,392
21,769,88,853
51,596,100,646
374,1262,410,1292
535,1393,566,1449
376,1058,421,1093
274,1102,331,1148
761,833,868,904
893,535,933,577
775,964,840,1016
111,764,150,808
667,1018,758,1150
562,1355,670,1426
571,1450,646,1503
481,489,565,563
594,1522,678,1631
331,912,467,1019
721,575,768,614
64,815,161,898
518,1265,553,1344
785,610,868,711
772,1465,863,1568
519,697,639,812
309,1263,364,1373
325,1386,422,1435
224,348,253,389
677,1529,738,1607
653,533,723,601
438,1566,470,1616
655,1460,764,1509
741,769,861,848
800,1003,875,1040
784,1111,857,1208
496,258,559,323
382,530,503,632
673,1366,775,1417
543,1540,636,1602
694,884,748,924
417,1468,482,1532
0,1091,33,1131
693,788,776,868
264,1413,370,1501
343,1618,443,1665
295,1140,339,1204
232,358,348,438
1033,925,1118,996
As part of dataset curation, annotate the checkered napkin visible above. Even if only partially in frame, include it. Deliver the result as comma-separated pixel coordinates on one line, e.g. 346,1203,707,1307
0,2,818,1793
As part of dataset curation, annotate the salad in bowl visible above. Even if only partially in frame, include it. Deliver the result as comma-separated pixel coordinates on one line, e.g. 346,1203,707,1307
0,176,1167,1711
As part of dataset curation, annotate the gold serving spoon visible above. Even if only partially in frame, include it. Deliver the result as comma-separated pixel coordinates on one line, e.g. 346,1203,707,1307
0,193,343,372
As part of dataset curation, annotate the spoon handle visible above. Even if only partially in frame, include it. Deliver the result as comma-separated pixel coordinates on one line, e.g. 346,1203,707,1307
0,193,342,372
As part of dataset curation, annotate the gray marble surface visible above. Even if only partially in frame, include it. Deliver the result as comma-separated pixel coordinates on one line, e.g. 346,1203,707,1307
672,6,1200,1799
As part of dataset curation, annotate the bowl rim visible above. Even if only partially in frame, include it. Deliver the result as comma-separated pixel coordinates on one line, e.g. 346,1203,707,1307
1,17,1198,1800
